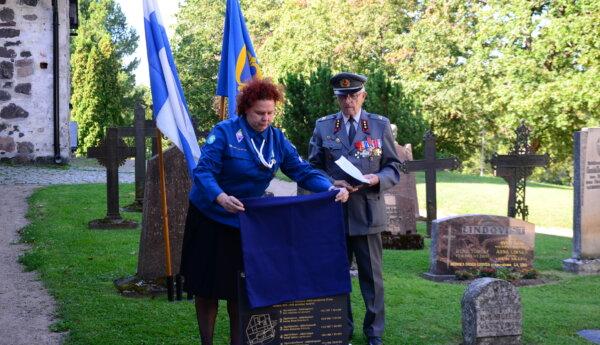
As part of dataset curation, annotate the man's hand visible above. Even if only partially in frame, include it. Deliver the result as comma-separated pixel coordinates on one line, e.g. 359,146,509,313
363,174,380,186
333,187,349,203
216,193,245,213
334,179,358,192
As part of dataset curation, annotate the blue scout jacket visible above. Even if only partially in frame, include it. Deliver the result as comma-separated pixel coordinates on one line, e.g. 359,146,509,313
190,116,333,228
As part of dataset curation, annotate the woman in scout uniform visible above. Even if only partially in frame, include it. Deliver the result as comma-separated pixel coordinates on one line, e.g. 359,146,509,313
180,78,349,345
308,72,401,345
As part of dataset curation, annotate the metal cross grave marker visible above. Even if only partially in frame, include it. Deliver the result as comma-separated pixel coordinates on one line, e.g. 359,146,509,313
87,127,138,229
400,131,460,237
488,122,549,220
117,103,157,211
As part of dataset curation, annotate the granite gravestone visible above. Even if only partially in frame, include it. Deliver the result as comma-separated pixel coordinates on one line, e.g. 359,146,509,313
563,127,600,274
381,142,424,250
424,215,535,281
137,147,192,280
462,278,522,345
384,143,419,235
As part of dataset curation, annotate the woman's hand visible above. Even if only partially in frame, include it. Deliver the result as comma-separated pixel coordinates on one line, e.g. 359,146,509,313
216,193,245,213
333,187,349,203
334,179,358,192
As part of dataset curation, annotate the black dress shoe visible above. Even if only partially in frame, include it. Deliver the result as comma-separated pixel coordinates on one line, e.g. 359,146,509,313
368,336,383,345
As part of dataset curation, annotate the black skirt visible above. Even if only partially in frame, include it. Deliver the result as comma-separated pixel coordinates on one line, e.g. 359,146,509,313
180,202,243,300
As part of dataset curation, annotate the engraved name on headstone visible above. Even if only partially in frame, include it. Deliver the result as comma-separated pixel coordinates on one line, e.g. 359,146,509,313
462,278,522,345
425,215,535,280
563,127,600,274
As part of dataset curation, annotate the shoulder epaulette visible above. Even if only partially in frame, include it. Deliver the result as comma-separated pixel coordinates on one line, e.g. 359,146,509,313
317,114,337,122
368,113,388,122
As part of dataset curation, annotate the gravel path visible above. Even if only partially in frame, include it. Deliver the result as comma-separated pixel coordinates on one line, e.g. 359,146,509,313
0,160,134,345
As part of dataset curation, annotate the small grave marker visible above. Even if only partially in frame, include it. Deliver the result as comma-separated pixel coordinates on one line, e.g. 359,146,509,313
462,278,522,345
87,127,137,229
117,103,157,211
488,122,549,220
400,131,460,236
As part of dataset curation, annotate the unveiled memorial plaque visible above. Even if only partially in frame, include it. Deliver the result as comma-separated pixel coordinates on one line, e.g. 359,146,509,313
239,277,350,345
563,128,600,274
425,215,535,280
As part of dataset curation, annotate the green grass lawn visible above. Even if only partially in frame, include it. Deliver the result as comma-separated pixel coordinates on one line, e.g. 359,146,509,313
416,171,573,229
20,178,598,345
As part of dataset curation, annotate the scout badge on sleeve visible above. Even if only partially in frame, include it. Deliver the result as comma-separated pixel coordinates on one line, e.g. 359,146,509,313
354,136,383,159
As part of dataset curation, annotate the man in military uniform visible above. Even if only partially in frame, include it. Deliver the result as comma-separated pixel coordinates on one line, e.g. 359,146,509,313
308,72,401,345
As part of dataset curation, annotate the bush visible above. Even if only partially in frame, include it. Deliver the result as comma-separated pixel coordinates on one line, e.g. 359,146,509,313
281,64,426,158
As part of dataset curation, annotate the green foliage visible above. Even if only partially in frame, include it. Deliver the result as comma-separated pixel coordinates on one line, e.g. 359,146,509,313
171,0,224,132
281,64,425,158
172,0,600,183
280,64,337,157
71,0,141,154
363,69,427,157
71,33,125,153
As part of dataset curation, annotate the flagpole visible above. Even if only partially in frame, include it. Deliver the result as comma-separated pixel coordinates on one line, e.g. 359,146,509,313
155,128,175,302
219,96,226,120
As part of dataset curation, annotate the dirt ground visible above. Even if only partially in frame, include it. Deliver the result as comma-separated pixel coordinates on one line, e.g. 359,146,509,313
0,185,63,345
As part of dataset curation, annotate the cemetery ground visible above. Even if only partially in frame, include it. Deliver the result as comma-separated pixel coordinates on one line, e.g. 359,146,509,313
18,172,599,345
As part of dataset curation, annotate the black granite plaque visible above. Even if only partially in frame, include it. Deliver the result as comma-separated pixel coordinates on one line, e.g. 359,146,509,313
238,276,350,345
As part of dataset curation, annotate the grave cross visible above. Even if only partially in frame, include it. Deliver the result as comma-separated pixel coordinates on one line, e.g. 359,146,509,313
400,131,460,237
87,127,138,229
488,122,549,220
117,103,157,211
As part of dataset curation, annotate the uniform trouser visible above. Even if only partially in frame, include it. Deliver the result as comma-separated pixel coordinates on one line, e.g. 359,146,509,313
346,233,384,338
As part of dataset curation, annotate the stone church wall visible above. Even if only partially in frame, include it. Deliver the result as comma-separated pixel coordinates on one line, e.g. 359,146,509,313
0,0,70,163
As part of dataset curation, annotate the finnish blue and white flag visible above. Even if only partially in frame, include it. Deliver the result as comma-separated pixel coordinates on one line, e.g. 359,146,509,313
143,0,200,175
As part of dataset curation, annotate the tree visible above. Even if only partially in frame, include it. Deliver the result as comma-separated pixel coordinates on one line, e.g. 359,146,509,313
71,0,138,153
71,34,124,153
171,0,225,132
172,0,600,183
281,64,338,157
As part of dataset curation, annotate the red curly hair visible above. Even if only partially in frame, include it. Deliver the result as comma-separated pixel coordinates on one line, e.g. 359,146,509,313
236,78,284,116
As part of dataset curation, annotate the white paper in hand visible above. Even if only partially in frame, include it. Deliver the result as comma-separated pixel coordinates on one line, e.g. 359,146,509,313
334,156,369,184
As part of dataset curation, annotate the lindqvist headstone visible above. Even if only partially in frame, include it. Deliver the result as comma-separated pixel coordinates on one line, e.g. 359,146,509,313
462,278,522,345
424,215,535,281
563,127,600,274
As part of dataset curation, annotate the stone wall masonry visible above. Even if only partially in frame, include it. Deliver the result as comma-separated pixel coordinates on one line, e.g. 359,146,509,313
0,0,70,163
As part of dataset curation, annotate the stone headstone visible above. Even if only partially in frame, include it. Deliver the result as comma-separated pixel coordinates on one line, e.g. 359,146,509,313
384,143,419,235
462,278,522,345
425,215,535,280
563,127,600,274
137,147,192,280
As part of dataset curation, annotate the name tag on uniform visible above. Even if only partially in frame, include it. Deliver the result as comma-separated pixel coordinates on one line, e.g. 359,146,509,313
229,144,247,152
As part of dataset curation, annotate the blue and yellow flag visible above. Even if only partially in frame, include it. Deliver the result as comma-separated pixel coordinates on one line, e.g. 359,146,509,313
216,0,262,119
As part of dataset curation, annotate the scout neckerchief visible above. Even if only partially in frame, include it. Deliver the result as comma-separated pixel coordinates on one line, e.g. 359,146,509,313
240,117,276,170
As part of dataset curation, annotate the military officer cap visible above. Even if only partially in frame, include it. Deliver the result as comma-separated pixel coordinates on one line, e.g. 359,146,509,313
330,72,368,95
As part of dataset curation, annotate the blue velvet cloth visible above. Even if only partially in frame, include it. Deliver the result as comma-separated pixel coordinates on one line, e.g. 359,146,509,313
239,191,352,308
